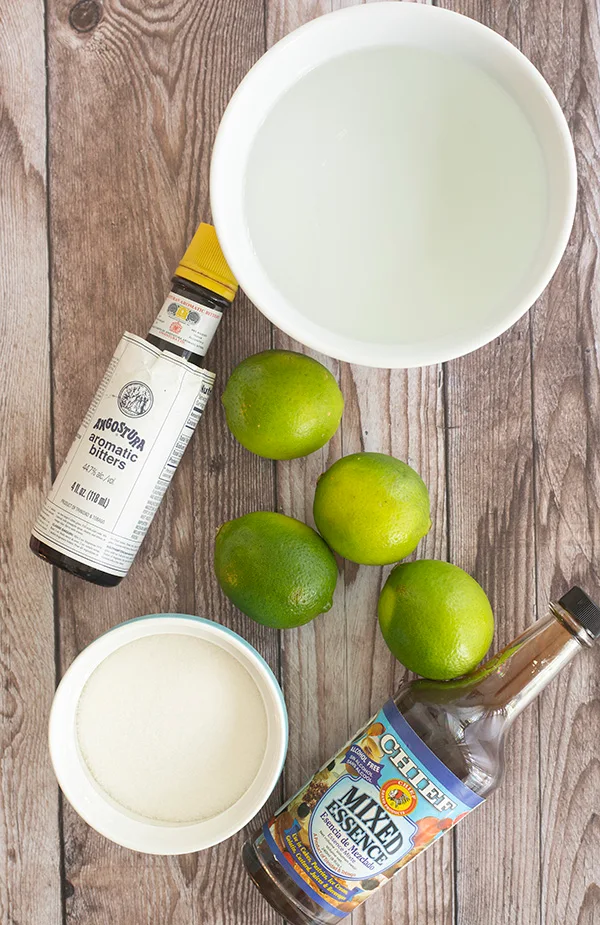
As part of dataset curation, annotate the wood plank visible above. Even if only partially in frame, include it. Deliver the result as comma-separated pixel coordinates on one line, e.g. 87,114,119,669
34,1,600,924
266,0,348,849
191,288,282,923
436,3,541,924
0,1,62,924
342,363,450,925
46,0,277,922
443,323,540,925
525,0,600,921
265,4,452,924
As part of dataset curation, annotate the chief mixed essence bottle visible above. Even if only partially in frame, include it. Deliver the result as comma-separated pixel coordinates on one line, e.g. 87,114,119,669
31,224,237,587
244,587,600,923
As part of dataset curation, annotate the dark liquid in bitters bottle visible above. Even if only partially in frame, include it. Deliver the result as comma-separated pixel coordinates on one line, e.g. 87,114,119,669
30,224,236,587
244,590,600,924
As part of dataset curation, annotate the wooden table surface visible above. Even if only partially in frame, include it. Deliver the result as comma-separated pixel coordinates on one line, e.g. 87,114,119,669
2,0,600,922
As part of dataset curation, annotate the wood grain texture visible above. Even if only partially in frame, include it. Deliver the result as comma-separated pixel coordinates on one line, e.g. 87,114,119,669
0,2,62,925
266,0,347,836
440,2,599,925
1,0,599,922
343,363,451,925
443,318,540,925
435,4,541,925
265,3,453,924
46,0,277,922
524,0,600,921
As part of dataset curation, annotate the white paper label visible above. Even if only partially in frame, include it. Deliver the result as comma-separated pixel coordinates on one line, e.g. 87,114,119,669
32,333,215,577
149,290,223,356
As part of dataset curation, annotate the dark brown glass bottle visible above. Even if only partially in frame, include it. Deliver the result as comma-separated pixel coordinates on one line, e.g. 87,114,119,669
146,276,230,368
243,587,600,924
31,224,237,586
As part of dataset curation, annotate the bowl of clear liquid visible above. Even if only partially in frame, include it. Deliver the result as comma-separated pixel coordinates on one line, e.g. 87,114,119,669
211,2,576,369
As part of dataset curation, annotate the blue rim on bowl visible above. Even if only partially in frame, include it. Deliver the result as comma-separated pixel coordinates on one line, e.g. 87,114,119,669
49,614,288,855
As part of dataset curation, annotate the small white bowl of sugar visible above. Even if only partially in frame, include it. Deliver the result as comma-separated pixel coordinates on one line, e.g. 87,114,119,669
49,614,287,854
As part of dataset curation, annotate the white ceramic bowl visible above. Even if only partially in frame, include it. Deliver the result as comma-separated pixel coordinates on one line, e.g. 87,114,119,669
49,615,287,854
211,2,576,368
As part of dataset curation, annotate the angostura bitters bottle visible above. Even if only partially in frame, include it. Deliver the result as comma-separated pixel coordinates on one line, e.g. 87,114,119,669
30,224,237,587
244,586,600,923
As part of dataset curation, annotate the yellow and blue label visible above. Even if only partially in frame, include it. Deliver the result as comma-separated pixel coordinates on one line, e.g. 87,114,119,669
264,699,484,918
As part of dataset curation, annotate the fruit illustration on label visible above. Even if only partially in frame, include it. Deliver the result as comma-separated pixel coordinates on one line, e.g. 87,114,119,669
258,700,482,917
244,590,600,923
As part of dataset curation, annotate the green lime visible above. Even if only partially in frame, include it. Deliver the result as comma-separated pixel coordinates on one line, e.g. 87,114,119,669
378,560,494,680
221,349,343,460
313,452,430,566
214,511,338,628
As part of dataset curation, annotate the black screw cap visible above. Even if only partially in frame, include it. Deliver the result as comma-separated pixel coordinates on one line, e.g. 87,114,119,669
559,586,600,640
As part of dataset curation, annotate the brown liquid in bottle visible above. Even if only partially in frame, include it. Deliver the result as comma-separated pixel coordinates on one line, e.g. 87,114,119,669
31,224,236,586
244,593,598,924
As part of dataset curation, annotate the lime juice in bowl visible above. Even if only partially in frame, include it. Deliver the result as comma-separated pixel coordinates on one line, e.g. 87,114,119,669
211,2,576,368
244,46,547,349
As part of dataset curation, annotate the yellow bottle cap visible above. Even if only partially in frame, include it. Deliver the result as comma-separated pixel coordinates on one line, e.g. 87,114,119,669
175,223,238,302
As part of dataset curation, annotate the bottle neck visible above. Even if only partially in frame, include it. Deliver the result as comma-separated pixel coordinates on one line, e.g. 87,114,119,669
171,274,232,313
472,606,588,722
147,275,232,368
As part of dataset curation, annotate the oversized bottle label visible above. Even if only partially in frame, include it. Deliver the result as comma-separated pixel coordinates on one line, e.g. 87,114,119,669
263,700,483,918
149,290,223,356
32,333,214,577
